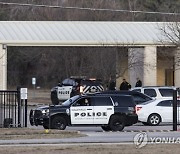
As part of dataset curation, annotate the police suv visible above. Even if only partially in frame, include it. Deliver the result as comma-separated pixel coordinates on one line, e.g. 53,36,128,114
51,77,104,105
30,94,138,131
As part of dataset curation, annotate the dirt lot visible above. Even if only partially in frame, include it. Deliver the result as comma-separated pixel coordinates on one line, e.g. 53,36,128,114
0,144,180,154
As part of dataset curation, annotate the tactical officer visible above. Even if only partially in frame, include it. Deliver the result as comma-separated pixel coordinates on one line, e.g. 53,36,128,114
135,77,142,87
119,79,131,90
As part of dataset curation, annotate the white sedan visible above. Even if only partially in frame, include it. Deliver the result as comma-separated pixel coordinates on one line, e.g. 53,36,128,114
136,99,180,126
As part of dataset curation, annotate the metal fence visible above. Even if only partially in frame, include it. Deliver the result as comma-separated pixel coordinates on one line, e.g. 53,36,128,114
0,89,27,128
173,89,180,131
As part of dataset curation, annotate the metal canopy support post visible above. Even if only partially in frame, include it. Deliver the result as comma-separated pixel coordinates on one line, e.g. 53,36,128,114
173,89,177,131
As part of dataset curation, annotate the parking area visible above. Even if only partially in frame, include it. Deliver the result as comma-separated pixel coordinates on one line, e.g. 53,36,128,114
29,123,179,132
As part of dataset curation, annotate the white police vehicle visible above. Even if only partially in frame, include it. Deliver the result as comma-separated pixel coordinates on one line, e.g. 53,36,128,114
51,77,104,105
131,86,178,99
30,94,138,131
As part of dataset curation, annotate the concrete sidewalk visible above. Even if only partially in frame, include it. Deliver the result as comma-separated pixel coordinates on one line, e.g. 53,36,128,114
1,131,180,145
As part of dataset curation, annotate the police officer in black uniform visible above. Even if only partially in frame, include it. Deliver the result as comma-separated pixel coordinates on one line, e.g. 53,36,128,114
108,76,116,90
119,79,131,90
135,77,142,87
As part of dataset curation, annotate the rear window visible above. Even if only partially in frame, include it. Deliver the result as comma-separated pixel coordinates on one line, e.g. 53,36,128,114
144,89,157,97
157,100,172,107
159,89,173,97
111,96,135,107
156,100,180,107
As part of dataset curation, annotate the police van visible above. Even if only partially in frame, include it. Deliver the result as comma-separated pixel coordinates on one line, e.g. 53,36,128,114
51,77,104,105
30,94,138,131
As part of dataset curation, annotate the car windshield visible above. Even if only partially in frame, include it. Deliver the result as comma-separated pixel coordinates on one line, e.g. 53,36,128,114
62,95,80,106
62,79,77,86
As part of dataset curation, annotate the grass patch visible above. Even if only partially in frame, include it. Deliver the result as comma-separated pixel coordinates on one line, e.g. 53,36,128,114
0,144,180,154
0,128,85,140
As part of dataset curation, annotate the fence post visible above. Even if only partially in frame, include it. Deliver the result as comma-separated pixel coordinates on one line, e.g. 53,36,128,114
24,99,27,127
17,86,21,127
173,89,177,131
20,88,28,127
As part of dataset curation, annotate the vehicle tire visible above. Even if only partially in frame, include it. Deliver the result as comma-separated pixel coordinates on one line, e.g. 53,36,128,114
147,114,161,126
101,125,111,131
142,122,149,126
51,116,67,130
109,115,125,131
51,91,59,105
43,124,49,129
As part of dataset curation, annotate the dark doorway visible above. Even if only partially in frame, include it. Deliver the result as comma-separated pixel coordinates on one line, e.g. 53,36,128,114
165,69,174,86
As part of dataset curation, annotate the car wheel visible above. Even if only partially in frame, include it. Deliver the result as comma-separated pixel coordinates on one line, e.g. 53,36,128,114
51,116,67,130
142,122,149,126
101,125,111,131
109,115,125,131
29,110,34,126
147,114,161,126
51,91,59,105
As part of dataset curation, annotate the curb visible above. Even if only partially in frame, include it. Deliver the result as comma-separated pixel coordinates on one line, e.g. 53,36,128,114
100,130,177,133
122,130,172,132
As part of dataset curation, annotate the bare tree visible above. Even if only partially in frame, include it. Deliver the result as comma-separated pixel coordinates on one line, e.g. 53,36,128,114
160,22,180,46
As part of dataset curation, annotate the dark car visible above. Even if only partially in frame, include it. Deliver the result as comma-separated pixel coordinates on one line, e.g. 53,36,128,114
95,90,153,104
51,77,104,105
30,94,138,131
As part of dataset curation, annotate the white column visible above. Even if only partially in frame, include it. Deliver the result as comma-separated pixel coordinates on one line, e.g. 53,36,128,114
0,44,7,90
128,48,144,87
143,46,157,86
174,47,180,87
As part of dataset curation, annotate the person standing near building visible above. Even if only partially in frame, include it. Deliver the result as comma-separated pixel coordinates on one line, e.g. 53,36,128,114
119,79,131,90
108,76,116,90
135,77,142,87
